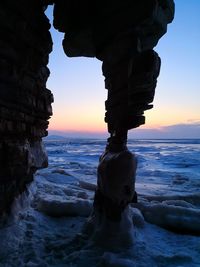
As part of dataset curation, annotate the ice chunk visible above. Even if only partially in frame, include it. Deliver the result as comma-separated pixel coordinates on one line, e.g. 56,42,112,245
137,202,200,234
172,174,189,185
131,208,145,228
79,180,97,191
37,195,92,217
101,252,134,267
77,191,89,199
51,168,72,176
39,173,78,185
162,200,194,208
139,193,200,206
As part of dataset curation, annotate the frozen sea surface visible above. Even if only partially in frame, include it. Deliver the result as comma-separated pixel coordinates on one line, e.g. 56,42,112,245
0,138,200,267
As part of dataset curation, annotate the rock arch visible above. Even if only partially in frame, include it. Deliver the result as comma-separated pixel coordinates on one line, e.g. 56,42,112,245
0,0,174,215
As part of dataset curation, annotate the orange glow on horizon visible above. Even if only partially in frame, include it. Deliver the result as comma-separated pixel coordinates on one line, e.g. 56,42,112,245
48,102,199,133
48,117,169,133
48,113,107,133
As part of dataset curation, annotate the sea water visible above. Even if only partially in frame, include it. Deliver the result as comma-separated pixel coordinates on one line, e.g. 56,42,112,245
0,138,200,267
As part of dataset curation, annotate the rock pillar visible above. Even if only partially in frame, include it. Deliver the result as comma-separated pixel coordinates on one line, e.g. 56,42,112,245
92,0,174,227
52,0,175,242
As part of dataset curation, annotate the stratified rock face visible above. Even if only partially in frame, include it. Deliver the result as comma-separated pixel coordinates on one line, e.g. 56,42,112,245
0,0,53,214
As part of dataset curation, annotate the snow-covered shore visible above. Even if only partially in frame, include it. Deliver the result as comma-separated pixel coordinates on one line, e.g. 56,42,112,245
0,139,200,267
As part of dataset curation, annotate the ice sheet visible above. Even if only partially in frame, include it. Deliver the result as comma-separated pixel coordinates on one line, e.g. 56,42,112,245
0,139,200,267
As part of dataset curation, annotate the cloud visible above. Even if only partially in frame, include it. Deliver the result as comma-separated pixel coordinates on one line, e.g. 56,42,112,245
186,119,200,123
129,123,200,139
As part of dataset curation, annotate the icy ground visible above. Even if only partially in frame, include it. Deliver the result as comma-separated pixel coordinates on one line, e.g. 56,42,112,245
0,139,200,267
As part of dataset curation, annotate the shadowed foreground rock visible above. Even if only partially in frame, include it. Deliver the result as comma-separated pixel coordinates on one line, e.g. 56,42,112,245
95,149,137,221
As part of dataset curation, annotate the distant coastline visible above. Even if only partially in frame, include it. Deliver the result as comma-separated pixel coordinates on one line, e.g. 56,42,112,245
44,135,200,143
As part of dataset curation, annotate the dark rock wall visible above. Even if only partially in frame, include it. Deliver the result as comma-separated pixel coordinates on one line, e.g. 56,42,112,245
0,0,53,214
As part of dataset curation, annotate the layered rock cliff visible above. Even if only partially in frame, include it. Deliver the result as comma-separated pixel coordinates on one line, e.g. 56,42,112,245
0,0,53,214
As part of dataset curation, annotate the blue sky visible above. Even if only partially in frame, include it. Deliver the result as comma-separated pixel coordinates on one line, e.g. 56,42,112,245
46,0,200,138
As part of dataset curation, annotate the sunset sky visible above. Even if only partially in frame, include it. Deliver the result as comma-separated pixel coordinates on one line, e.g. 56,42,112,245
46,1,200,138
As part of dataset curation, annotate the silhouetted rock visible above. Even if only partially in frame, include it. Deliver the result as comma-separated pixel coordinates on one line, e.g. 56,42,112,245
0,0,53,214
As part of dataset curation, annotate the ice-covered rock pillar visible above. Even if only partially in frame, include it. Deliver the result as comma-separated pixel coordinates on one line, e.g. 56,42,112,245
93,1,174,223
0,0,53,215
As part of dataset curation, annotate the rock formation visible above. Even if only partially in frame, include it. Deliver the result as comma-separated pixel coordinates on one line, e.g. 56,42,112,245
52,0,175,242
0,0,174,222
0,0,53,214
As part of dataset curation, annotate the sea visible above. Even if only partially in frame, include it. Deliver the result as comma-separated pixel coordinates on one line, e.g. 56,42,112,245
0,138,200,267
